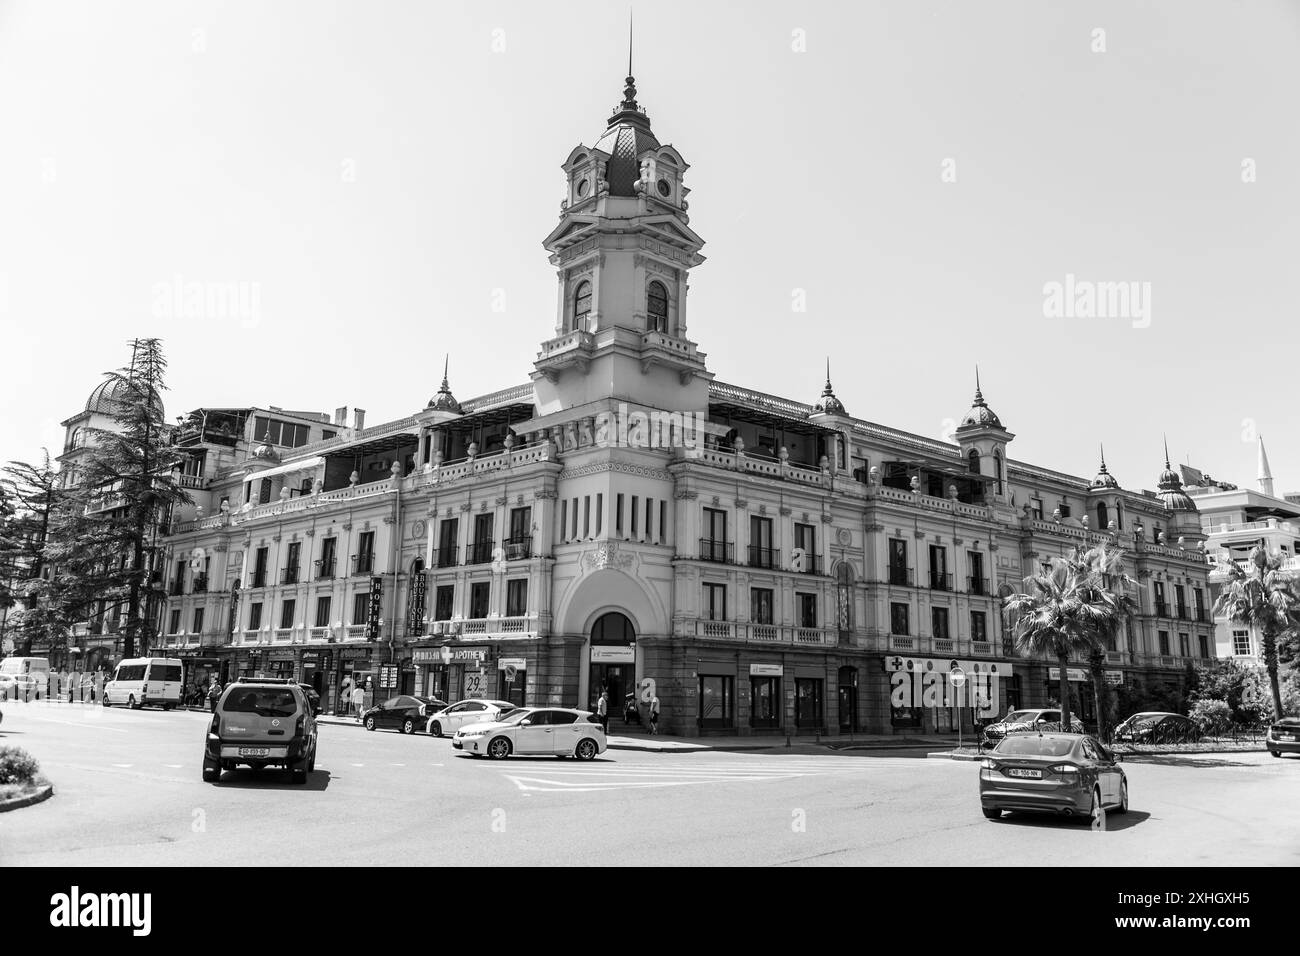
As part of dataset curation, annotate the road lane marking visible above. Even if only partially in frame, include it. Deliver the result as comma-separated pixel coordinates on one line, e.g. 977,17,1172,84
163,764,182,769
112,764,133,768
351,763,365,767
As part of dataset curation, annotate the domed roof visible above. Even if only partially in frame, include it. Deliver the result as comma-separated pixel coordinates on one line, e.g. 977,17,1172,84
427,357,462,413
248,422,280,465
1090,445,1120,490
85,375,164,417
1156,443,1197,513
813,360,847,416
958,371,1003,430
591,75,660,197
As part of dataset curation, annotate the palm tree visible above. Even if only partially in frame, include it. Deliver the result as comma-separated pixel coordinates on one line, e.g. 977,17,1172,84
1076,543,1138,740
1004,556,1106,730
1213,546,1300,720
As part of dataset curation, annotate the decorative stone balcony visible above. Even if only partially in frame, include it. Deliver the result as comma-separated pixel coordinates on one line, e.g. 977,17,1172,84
535,329,595,379
690,620,836,646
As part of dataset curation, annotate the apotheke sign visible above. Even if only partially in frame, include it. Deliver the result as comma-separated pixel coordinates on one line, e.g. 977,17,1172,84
413,646,488,664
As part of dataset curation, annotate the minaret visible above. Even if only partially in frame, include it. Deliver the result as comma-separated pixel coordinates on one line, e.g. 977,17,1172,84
1258,436,1275,497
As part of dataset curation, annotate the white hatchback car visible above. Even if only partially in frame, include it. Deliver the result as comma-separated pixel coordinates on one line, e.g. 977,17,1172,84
426,699,515,738
453,707,606,760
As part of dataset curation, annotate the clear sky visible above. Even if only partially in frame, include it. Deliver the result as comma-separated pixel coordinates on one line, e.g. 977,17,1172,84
1,0,1296,495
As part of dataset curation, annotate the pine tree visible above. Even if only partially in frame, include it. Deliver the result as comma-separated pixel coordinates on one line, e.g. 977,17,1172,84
0,453,64,656
72,339,191,658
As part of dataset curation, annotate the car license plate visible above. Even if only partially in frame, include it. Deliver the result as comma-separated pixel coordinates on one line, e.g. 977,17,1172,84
1285,735,1298,742
1007,768,1042,778
238,747,270,758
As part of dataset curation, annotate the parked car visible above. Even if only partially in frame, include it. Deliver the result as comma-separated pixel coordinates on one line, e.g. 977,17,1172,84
980,708,1085,746
1266,717,1300,758
203,678,317,784
103,657,184,710
1113,712,1197,744
980,733,1128,821
296,683,322,715
0,657,50,701
361,695,447,734
425,698,515,737
452,707,607,760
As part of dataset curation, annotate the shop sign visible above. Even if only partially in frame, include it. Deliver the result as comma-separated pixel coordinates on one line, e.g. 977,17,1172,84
497,658,527,670
379,664,399,689
462,671,489,699
302,652,320,661
1048,667,1089,682
413,649,442,665
750,663,784,677
367,576,384,640
884,656,1000,715
1104,670,1124,686
590,646,635,663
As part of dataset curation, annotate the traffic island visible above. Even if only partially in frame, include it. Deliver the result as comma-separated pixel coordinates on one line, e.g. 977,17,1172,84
0,745,54,812
0,781,54,812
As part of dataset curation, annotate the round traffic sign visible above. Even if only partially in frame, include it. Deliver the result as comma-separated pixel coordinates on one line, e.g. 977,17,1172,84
949,666,967,688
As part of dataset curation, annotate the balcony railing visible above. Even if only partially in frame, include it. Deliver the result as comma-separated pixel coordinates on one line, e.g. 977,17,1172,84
353,554,375,575
888,566,913,587
698,539,734,564
747,546,778,570
889,634,916,651
316,558,335,580
794,553,823,575
273,627,292,643
929,571,953,592
169,580,183,597
1154,601,1169,617
503,537,533,561
345,624,368,641
433,546,458,569
692,620,835,646
465,542,494,566
1175,606,1188,620
281,567,300,585
309,626,330,642
971,641,995,657
933,638,955,654
251,571,267,589
967,576,989,596
1194,608,1207,623
192,574,208,594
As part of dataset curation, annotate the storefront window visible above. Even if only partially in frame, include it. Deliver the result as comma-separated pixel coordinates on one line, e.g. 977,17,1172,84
795,678,824,728
750,677,780,729
698,675,734,729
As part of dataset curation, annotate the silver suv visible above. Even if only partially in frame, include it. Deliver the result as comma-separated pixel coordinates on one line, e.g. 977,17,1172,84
203,678,318,784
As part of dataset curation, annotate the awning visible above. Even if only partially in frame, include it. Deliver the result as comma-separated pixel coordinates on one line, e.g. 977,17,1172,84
238,456,324,481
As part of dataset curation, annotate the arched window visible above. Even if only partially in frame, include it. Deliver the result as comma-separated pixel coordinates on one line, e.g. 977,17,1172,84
968,450,980,474
572,281,592,331
1115,501,1124,530
647,280,668,333
258,478,272,504
591,612,635,645
1097,502,1110,529
835,561,855,633
993,451,1004,495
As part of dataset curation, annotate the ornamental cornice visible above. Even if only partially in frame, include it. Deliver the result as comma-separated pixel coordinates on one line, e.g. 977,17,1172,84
558,461,673,482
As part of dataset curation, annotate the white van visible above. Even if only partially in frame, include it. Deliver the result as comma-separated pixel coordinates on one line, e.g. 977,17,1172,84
0,657,50,700
103,658,184,710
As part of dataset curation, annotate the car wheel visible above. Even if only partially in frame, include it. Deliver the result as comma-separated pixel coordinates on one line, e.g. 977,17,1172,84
487,737,511,760
1115,779,1129,814
162,703,174,711
401,718,414,735
430,721,443,738
128,695,140,710
289,759,307,785
575,738,598,761
981,808,1001,820
364,716,376,731
1088,787,1105,830
202,759,220,783
1270,750,1281,758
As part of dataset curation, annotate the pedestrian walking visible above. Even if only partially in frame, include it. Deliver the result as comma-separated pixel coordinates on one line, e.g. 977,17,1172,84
340,675,354,716
596,689,609,735
649,693,660,735
351,683,365,722
207,681,223,713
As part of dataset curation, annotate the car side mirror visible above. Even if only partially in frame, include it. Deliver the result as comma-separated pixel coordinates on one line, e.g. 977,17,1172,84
519,719,531,726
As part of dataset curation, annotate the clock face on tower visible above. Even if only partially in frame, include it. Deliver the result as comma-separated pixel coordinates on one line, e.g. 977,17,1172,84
576,178,590,197
656,178,670,197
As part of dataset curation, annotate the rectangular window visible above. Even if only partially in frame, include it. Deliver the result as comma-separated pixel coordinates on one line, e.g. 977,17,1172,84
356,531,376,574
320,536,337,578
473,513,494,565
794,523,816,565
1158,630,1170,655
352,593,369,626
928,545,949,590
1198,635,1209,658
704,583,727,620
192,607,205,635
280,599,296,630
249,602,263,631
560,499,568,542
571,497,579,539
168,609,181,634
750,677,780,729
1058,503,1071,519
797,592,817,628
750,587,774,625
1194,587,1205,620
596,494,603,536
888,538,909,585
890,602,909,635
284,541,301,584
1174,585,1187,618
1153,582,1166,615
434,585,455,622
252,547,268,588
506,579,528,617
659,500,666,542
645,497,653,539
631,495,639,535
970,610,987,643
967,551,985,594
698,674,734,728
795,678,824,728
437,519,458,567
315,596,331,628
583,495,591,538
1031,498,1044,520
470,581,490,619
931,607,950,640
507,508,532,559
749,515,774,569
1232,630,1251,656
616,494,624,535
1179,633,1189,657
704,507,726,541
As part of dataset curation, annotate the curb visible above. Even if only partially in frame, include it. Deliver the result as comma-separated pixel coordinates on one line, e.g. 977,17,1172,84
926,751,983,762
0,783,54,813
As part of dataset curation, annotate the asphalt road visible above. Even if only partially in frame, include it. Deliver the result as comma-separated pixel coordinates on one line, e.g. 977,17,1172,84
3,700,1297,866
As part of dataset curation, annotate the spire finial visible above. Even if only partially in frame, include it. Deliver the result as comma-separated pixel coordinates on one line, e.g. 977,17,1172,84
823,357,833,394
1163,433,1171,469
441,354,450,389
973,365,985,405
1099,443,1108,472
628,8,633,78
619,9,639,112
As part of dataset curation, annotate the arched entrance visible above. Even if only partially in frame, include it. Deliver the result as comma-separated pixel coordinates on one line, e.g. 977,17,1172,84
837,665,858,732
589,612,635,723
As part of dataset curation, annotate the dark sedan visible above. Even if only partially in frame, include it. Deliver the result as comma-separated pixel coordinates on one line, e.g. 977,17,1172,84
1267,717,1300,758
980,733,1128,822
1113,712,1197,744
362,695,448,734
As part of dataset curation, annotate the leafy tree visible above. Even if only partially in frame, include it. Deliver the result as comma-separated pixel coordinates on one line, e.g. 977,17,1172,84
1212,546,1300,719
62,339,190,658
1189,698,1231,735
1076,542,1138,739
1190,659,1271,725
0,453,63,655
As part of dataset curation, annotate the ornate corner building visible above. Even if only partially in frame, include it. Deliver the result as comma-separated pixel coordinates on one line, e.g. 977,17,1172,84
140,68,1217,736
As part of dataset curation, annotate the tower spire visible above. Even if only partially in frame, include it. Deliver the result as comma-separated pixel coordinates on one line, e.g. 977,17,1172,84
973,365,985,406
1163,433,1171,469
1099,443,1108,472
1258,435,1275,497
823,357,833,394
441,353,450,390
628,8,633,77
815,358,847,415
